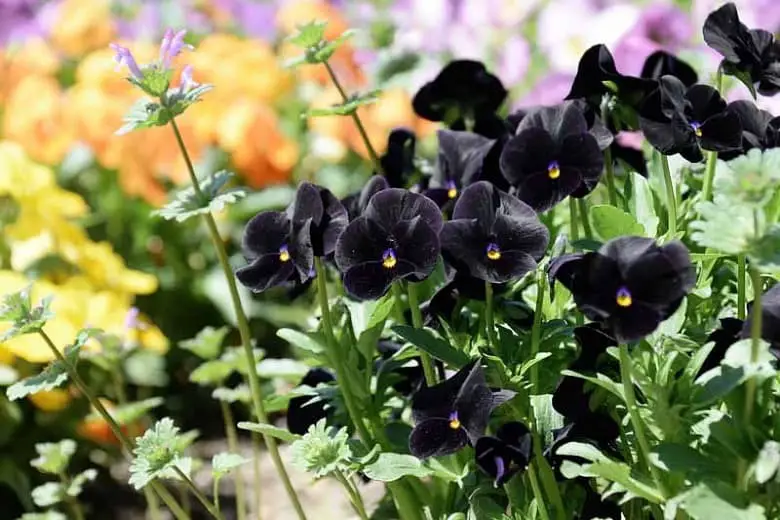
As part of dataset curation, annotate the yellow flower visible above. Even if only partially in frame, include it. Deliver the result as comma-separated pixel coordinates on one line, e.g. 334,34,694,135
50,0,116,57
30,389,72,412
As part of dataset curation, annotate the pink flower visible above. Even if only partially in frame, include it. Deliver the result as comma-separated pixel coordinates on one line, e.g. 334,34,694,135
177,65,199,94
109,43,143,80
159,28,192,69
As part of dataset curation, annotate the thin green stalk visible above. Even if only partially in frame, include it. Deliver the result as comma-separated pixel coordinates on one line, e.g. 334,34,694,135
618,344,668,498
407,282,438,385
577,198,593,239
702,150,718,203
220,401,247,520
484,281,498,351
530,274,546,392
323,61,383,174
213,479,221,518
527,465,551,520
145,488,163,520
743,265,763,426
390,282,406,323
60,473,86,520
568,197,580,242
659,153,678,236
37,330,190,520
251,433,262,520
174,467,224,520
604,145,618,207
335,470,370,520
738,254,747,320
527,405,566,520
169,117,308,520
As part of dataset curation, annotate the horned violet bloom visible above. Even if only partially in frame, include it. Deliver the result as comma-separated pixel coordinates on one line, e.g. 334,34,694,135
335,188,443,300
500,101,605,212
475,421,533,486
703,2,780,96
237,182,347,293
639,76,742,162
549,236,695,342
440,182,549,283
409,361,513,458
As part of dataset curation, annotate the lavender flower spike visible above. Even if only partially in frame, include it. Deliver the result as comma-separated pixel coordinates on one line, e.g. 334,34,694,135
110,43,143,80
177,65,199,94
160,28,193,69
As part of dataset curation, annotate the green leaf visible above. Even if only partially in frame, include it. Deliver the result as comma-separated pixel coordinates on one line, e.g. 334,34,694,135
691,196,756,255
154,171,247,223
237,422,300,443
125,350,168,387
748,224,780,273
651,443,730,481
212,385,251,404
560,370,624,401
290,420,351,478
190,359,233,386
129,418,188,490
0,459,32,511
629,172,659,237
277,329,325,355
179,326,229,360
87,397,164,426
7,360,69,401
30,440,76,475
306,90,381,117
32,482,64,507
362,453,433,482
255,358,309,380
693,365,746,406
66,468,97,497
530,394,565,445
212,452,249,480
589,204,645,241
286,20,328,48
116,98,173,135
672,481,766,519
391,325,470,367
0,286,54,341
755,441,780,484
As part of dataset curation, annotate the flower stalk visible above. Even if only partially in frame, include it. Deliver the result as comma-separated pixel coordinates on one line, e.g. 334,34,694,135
530,274,546,392
738,254,747,320
659,153,678,236
577,198,593,239
603,145,618,207
701,67,723,203
568,197,580,242
484,281,498,351
173,467,224,520
220,401,247,520
168,116,309,520
743,264,763,423
406,282,438,385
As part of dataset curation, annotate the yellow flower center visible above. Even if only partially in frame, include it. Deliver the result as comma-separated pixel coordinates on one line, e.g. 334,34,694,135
447,187,458,199
548,161,560,180
279,246,291,262
449,418,461,430
692,122,702,137
616,287,633,307
486,243,502,261
382,248,397,269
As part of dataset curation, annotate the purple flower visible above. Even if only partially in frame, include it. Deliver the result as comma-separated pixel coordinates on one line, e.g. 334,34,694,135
110,43,144,80
159,28,192,69
513,73,575,109
177,64,199,94
496,35,531,88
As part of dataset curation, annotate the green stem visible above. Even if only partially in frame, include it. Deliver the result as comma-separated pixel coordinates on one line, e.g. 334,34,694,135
527,404,566,520
604,145,618,207
527,465,551,520
738,254,747,320
323,61,383,174
407,282,438,386
251,433,262,520
659,153,677,237
390,282,406,323
568,197,580,242
37,330,190,520
618,344,668,498
61,474,86,520
213,479,221,518
577,198,593,239
145,488,163,520
169,117,308,520
743,265,762,428
220,401,247,520
484,281,498,351
335,471,370,520
174,467,224,520
530,274,546,392
702,150,718,202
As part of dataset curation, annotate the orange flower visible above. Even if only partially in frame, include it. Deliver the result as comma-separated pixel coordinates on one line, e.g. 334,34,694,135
3,75,74,165
50,0,116,57
0,39,60,103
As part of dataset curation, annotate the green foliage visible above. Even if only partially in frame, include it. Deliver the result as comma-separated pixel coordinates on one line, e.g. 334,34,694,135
30,440,76,475
117,83,212,135
589,204,645,240
362,453,433,482
284,20,357,67
154,171,247,223
211,452,249,480
128,418,190,490
180,326,229,360
391,325,470,367
0,287,53,341
237,422,300,443
714,149,780,207
290,419,351,478
190,346,264,386
306,90,381,117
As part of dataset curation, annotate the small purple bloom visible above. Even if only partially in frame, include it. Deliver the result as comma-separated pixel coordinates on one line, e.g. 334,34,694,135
159,28,192,69
110,43,144,80
124,307,141,331
177,64,198,93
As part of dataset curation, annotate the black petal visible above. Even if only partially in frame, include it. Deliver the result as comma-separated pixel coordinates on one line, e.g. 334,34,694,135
409,418,469,458
380,128,416,188
235,254,296,293
516,102,589,142
435,129,496,191
411,360,480,424
699,317,744,375
624,240,696,307
560,133,604,198
500,127,557,187
364,188,444,235
334,216,389,274
287,368,335,435
242,211,291,257
743,283,780,350
392,216,442,277
343,175,390,221
699,111,744,153
641,50,698,87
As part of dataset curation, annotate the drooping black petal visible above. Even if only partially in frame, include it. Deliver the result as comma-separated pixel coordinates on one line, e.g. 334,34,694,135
364,188,444,235
287,368,335,435
475,422,533,485
380,128,417,188
342,175,390,221
721,101,776,160
641,50,698,87
427,129,496,206
413,60,507,123
699,317,744,375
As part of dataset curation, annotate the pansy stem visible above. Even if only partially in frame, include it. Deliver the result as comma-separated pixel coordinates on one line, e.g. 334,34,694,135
527,464,551,520
659,153,678,237
335,470,370,520
743,265,763,428
604,145,618,207
174,467,224,520
391,282,407,323
37,330,190,520
568,197,580,242
407,282,438,385
530,273,546,393
738,254,747,320
484,281,498,351
220,401,247,520
702,150,718,202
576,198,593,239
168,117,308,520
618,344,668,498
323,61,383,175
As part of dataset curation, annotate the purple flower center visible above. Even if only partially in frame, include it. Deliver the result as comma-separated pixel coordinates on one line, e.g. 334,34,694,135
382,248,398,269
446,179,458,199
547,160,561,179
493,456,505,486
616,286,633,307
486,242,502,260
448,410,461,430
691,121,702,137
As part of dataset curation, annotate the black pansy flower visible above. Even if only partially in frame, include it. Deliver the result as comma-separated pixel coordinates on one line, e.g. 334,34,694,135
565,44,657,109
699,317,744,375
549,236,695,343
640,50,698,87
742,284,780,360
413,60,507,124
342,175,390,221
236,182,348,292
720,101,780,160
424,130,496,209
335,188,443,300
409,360,514,459
552,324,616,421
475,422,533,486
500,101,605,211
545,412,621,476
440,182,549,284
703,2,780,96
380,128,417,188
580,483,622,520
287,368,335,435
376,340,436,396
639,75,743,162
451,112,511,139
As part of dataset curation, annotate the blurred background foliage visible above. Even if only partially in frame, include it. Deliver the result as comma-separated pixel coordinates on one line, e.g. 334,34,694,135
0,0,779,517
